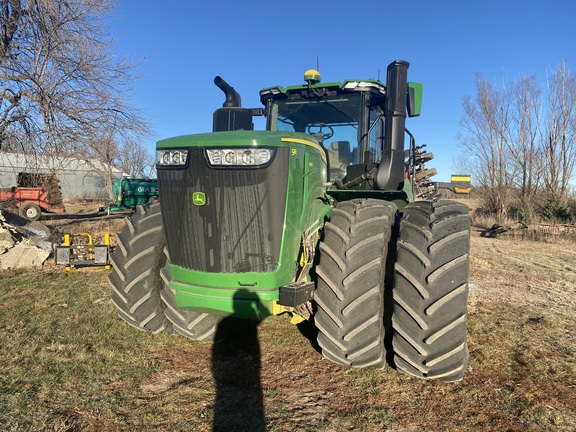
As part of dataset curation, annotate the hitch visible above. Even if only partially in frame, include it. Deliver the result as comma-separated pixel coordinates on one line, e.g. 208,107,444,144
55,232,113,270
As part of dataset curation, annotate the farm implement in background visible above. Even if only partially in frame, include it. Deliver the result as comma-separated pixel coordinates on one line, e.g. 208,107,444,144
405,145,472,199
0,174,65,221
54,232,113,270
435,174,473,195
101,177,158,213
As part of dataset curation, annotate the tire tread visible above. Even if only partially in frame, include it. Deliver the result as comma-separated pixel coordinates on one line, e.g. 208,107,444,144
392,199,470,381
315,199,397,368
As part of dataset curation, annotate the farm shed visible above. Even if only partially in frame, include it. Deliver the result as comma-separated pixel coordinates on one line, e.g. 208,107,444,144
0,153,124,199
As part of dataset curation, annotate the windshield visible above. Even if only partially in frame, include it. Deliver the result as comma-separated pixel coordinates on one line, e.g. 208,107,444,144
270,93,363,181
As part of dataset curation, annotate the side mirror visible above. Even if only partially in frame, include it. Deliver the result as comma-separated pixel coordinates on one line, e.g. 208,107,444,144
407,82,423,118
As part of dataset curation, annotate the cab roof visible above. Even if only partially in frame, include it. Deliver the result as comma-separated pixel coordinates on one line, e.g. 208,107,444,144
259,78,387,104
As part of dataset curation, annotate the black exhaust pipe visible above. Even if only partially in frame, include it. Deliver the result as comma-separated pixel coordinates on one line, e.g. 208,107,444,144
375,60,409,190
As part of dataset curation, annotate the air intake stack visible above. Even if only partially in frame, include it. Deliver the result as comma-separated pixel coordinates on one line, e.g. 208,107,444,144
213,76,254,132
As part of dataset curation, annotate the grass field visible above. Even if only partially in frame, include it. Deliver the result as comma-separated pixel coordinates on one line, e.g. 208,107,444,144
0,234,575,431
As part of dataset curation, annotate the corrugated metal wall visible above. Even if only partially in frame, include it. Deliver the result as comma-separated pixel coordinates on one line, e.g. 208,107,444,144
0,153,124,199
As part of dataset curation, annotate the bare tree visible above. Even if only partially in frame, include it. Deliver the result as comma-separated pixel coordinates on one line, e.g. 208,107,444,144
459,63,576,219
459,74,516,218
0,0,152,197
79,128,122,199
116,141,155,179
510,75,542,200
540,61,576,198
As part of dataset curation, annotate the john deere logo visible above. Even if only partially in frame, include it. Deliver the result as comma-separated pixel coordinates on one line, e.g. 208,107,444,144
193,192,206,206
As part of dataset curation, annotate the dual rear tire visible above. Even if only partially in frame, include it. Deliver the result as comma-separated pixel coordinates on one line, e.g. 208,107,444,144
314,199,470,381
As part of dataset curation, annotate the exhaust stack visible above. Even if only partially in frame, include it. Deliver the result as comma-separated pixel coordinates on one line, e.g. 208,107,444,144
214,76,242,108
375,60,409,190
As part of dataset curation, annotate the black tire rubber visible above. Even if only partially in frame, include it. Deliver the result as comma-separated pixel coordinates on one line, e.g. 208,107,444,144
392,200,470,381
160,250,222,341
19,203,41,221
108,199,172,334
314,199,397,368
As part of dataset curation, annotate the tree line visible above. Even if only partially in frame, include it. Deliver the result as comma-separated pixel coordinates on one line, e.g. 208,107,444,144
2,1,574,215
459,61,576,223
0,0,154,198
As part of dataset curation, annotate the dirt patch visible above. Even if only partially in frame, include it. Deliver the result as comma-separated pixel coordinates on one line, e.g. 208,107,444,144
138,331,358,430
261,350,352,428
44,215,126,242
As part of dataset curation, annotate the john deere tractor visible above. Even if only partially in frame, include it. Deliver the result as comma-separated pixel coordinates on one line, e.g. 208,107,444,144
108,60,470,381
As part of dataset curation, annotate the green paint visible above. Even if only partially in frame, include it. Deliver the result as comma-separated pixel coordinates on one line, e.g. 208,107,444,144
165,131,331,320
158,66,421,320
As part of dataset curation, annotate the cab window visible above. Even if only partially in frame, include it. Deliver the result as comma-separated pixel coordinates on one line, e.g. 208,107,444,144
270,94,363,181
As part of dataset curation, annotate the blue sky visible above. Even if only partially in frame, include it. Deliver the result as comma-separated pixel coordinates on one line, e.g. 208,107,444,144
109,0,576,182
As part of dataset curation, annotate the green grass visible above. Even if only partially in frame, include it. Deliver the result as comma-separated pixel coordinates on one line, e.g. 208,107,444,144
0,270,179,431
0,236,575,431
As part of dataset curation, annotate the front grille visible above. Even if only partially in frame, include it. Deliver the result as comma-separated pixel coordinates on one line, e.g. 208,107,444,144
158,147,289,273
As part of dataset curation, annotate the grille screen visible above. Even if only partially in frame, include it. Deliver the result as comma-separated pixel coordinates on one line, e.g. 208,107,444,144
158,147,289,273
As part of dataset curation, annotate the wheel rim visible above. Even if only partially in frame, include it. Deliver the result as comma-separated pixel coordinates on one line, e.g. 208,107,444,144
25,207,39,219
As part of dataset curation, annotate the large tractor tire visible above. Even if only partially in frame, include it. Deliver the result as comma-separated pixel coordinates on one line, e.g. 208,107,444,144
108,199,172,334
392,200,470,381
160,253,222,341
109,199,222,340
314,199,397,368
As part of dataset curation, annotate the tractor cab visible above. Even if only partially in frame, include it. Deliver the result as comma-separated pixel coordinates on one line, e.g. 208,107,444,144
259,63,422,189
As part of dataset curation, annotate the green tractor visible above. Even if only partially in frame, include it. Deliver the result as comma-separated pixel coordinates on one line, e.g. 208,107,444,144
108,60,470,381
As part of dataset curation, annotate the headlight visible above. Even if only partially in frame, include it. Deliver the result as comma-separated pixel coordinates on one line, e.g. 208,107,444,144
206,148,275,166
157,149,188,167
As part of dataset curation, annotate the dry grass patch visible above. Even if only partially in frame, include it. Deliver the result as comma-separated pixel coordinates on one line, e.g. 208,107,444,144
0,234,575,431
469,236,576,314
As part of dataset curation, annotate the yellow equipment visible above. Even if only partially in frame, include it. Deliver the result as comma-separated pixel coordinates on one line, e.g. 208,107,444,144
54,232,113,270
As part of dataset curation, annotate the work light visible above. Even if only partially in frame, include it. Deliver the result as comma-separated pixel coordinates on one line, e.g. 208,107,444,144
205,148,275,166
157,149,189,167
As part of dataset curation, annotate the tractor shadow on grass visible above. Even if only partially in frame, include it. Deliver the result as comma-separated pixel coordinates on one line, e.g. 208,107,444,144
211,291,265,432
296,318,322,353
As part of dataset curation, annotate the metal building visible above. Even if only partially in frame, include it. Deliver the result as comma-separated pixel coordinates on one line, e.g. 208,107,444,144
0,153,124,199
